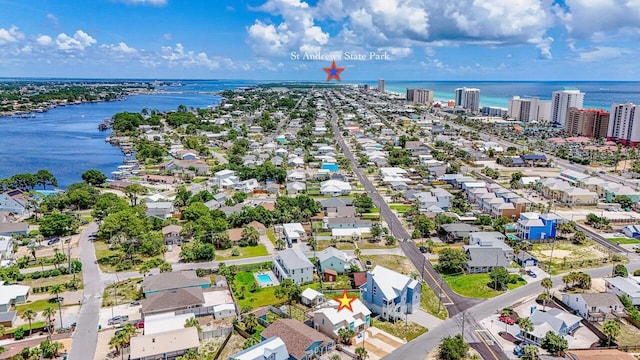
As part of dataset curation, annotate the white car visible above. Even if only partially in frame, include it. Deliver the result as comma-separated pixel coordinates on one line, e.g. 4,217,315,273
632,244,640,250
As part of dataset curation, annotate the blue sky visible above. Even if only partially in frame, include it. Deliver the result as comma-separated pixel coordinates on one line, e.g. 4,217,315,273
0,0,638,80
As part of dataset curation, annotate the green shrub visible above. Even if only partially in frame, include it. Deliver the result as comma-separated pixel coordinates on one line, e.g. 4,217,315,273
13,327,25,340
634,269,640,276
30,271,41,279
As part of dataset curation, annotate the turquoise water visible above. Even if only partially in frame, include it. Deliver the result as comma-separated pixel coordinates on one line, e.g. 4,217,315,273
256,273,273,286
373,81,640,109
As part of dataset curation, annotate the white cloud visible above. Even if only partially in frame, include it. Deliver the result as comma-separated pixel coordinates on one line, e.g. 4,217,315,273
101,42,138,54
36,35,53,46
249,0,555,59
47,13,59,26
0,26,24,45
163,33,172,41
577,46,630,62
160,43,234,69
117,0,167,6
555,0,640,40
55,30,97,51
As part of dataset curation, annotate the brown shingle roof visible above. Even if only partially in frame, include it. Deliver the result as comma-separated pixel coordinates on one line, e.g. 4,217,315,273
261,319,332,360
227,228,243,242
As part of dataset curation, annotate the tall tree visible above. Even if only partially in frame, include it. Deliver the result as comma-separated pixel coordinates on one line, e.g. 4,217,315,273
517,317,534,333
437,248,468,274
541,331,568,356
21,309,36,336
36,170,58,190
42,307,56,338
123,184,147,206
602,320,621,347
274,279,302,317
522,344,540,360
242,313,259,334
438,334,469,360
355,346,369,360
50,284,65,328
81,169,107,186
541,278,553,310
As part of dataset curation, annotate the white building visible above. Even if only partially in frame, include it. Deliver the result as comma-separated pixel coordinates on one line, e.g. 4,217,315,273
551,89,584,126
0,236,14,264
313,299,371,339
561,293,624,321
378,79,385,93
272,249,314,285
508,96,552,123
144,312,196,335
607,102,640,146
229,337,289,360
406,88,434,104
282,223,305,243
605,276,640,305
455,87,480,112
320,180,351,196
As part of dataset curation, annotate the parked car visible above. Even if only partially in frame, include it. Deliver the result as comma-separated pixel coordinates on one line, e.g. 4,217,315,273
129,301,140,306
419,246,428,253
47,237,60,246
108,315,130,325
499,315,515,325
133,319,144,329
526,270,537,278
365,260,372,269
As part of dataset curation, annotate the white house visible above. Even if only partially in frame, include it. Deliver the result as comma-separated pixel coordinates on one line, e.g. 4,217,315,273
211,169,239,188
144,312,196,335
272,249,314,285
561,293,625,321
313,298,371,339
301,288,325,307
0,236,14,264
605,276,640,305
229,337,289,360
320,180,351,196
519,308,582,345
282,223,305,244
361,266,421,321
0,190,27,215
0,283,30,312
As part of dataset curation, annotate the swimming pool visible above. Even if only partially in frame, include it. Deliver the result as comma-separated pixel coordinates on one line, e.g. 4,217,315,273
256,273,274,286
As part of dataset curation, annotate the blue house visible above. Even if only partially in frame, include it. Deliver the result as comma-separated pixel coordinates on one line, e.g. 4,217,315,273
321,163,339,172
519,308,581,345
516,212,559,240
361,266,421,321
317,247,350,274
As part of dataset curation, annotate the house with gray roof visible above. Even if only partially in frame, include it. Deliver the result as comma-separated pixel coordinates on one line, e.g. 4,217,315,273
142,270,211,296
272,249,314,285
142,287,205,316
318,247,350,274
464,247,510,274
361,265,421,321
605,276,640,305
519,308,582,345
439,223,480,242
561,292,625,321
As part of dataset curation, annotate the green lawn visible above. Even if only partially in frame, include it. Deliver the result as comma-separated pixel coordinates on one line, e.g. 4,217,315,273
389,204,411,213
5,321,46,334
420,285,448,320
608,237,640,244
443,273,526,299
15,299,61,315
216,245,269,260
316,240,354,251
234,271,281,309
102,278,143,307
371,319,428,341
266,229,277,246
20,273,83,290
358,241,397,250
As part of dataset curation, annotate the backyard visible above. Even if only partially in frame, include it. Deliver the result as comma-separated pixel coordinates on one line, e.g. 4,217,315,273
596,322,640,348
94,241,163,272
101,278,143,307
233,271,282,310
529,240,619,273
371,318,427,341
443,273,526,299
360,255,417,275
215,245,268,260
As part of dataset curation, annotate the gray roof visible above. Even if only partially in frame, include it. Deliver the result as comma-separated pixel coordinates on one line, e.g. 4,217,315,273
466,247,510,268
277,249,313,270
142,270,210,294
142,287,205,314
319,197,352,208
577,293,624,308
318,247,347,263
0,310,16,323
326,217,371,225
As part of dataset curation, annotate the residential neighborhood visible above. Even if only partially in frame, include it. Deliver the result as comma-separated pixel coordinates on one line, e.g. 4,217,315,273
0,85,640,360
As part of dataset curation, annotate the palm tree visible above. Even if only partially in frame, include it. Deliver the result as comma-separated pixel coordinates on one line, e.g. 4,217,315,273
354,248,361,259
177,349,200,360
109,332,127,356
355,346,369,360
307,237,317,252
330,355,341,360
276,238,286,250
42,307,56,338
184,317,202,334
541,278,553,310
37,257,46,272
243,313,259,334
602,320,621,347
337,327,355,345
517,317,534,333
21,309,36,336
50,284,65,328
522,344,540,360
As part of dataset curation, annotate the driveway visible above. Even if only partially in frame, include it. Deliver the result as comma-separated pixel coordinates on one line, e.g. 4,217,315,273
406,310,444,330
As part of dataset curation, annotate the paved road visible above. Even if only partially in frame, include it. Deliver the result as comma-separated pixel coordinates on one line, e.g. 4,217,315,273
68,222,101,360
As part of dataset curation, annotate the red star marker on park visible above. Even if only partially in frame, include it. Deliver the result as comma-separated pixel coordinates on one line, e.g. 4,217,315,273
323,60,345,82
334,289,356,312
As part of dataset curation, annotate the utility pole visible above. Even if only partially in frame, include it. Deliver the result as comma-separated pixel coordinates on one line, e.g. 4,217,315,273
461,311,466,338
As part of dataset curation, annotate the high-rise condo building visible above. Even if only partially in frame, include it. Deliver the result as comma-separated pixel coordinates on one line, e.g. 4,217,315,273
507,96,551,123
378,79,385,93
564,107,610,138
551,89,584,126
406,88,434,104
607,102,640,146
454,87,480,112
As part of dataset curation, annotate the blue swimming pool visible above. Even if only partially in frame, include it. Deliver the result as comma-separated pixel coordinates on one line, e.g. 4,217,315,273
256,273,274,286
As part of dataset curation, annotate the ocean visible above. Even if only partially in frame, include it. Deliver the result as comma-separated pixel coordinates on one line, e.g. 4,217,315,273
1,80,639,188
371,81,640,109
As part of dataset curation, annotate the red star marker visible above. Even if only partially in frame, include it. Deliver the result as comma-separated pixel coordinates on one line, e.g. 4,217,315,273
334,289,356,312
323,60,345,82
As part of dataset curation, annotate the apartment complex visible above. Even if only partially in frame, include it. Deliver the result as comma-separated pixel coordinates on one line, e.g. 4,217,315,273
564,107,610,138
454,87,480,112
507,96,551,122
607,102,640,146
551,89,584,126
378,79,385,93
406,88,434,104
